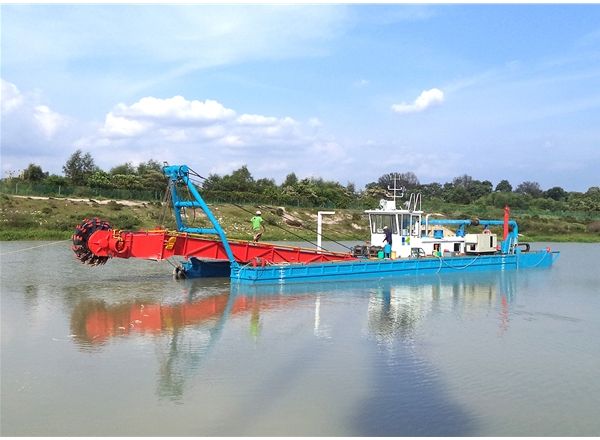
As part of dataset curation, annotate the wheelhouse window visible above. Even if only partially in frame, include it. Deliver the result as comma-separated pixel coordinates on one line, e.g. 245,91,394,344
410,214,421,236
370,214,397,234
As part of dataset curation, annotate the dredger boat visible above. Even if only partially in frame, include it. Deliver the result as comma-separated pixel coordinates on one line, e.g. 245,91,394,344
72,164,559,284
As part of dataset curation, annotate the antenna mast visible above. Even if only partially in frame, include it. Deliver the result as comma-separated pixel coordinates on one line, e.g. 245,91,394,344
387,174,406,203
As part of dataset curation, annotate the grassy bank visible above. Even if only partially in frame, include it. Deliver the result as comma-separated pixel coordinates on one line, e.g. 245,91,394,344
1,194,599,243
0,194,368,243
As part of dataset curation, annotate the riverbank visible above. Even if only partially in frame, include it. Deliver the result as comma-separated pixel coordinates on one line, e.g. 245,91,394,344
1,194,599,243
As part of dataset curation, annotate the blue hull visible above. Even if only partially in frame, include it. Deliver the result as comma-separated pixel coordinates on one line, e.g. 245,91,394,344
231,250,560,285
177,257,231,278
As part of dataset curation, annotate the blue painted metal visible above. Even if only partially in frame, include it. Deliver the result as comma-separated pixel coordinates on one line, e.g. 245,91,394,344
231,268,519,299
163,164,238,266
159,164,559,284
179,257,231,278
424,218,519,254
231,249,560,285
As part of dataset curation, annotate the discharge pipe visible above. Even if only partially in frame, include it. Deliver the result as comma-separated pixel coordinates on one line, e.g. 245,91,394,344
423,216,519,254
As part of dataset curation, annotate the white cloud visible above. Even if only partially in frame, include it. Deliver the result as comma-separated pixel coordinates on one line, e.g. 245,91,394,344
309,141,345,159
121,96,236,123
236,114,279,126
66,93,345,183
219,135,244,147
102,113,148,138
97,97,237,140
33,105,65,138
92,96,306,147
1,79,24,114
392,88,444,114
1,79,70,158
353,79,370,87
210,161,245,176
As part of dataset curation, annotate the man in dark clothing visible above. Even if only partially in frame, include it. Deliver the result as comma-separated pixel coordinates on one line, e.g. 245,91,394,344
383,226,392,245
383,226,392,258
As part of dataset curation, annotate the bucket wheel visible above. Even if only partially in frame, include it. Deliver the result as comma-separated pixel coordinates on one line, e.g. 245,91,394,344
72,218,112,266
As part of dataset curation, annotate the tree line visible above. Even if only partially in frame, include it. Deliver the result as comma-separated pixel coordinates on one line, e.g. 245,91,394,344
9,149,600,211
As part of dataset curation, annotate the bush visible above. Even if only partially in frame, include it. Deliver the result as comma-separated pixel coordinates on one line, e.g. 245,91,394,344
587,221,600,233
0,194,14,208
107,200,123,211
112,214,141,230
519,219,531,232
74,187,93,197
1,212,39,229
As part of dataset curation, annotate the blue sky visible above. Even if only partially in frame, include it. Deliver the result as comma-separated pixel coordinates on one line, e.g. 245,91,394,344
1,4,599,192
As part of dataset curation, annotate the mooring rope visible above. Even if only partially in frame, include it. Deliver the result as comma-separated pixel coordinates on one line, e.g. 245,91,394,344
517,252,550,268
439,254,480,271
0,239,71,256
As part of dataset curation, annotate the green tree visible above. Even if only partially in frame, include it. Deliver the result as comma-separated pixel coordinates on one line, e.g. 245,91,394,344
452,174,473,189
44,174,68,186
495,179,513,193
469,180,493,201
62,150,99,186
281,172,298,188
137,159,163,175
255,177,277,194
110,162,136,175
441,182,456,203
449,186,471,204
87,171,114,189
477,191,531,210
23,163,45,182
140,170,167,192
545,186,567,201
202,173,223,191
419,182,443,199
346,182,356,195
226,165,255,192
112,174,143,190
516,181,543,198
376,171,419,191
585,187,600,202
294,178,320,204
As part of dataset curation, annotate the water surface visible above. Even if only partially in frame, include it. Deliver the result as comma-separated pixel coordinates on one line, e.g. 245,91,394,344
1,241,599,436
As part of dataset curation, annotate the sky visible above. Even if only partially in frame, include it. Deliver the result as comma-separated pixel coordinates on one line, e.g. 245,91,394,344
1,3,599,192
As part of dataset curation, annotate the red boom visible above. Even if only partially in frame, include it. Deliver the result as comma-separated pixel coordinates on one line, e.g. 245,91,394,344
87,229,358,265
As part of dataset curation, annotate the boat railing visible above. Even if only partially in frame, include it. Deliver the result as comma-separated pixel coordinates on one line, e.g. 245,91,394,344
409,192,422,212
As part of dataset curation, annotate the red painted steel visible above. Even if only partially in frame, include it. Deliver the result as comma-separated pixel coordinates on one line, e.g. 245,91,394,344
87,229,358,264
76,293,304,344
504,206,510,241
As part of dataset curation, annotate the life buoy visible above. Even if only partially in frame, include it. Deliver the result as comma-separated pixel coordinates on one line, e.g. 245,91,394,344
483,229,491,234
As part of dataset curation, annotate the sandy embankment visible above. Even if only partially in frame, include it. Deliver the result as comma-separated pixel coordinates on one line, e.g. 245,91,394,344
13,195,146,207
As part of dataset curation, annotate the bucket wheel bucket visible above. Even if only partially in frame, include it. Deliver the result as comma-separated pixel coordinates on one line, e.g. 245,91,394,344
72,218,112,266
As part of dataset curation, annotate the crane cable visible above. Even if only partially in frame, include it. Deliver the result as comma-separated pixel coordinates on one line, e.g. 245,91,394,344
257,203,354,251
164,166,353,253
231,203,349,253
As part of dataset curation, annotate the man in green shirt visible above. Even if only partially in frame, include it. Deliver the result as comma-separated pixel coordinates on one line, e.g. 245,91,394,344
249,210,266,242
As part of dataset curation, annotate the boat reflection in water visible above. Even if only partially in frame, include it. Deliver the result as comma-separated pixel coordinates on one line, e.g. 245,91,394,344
70,271,517,400
363,271,517,343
